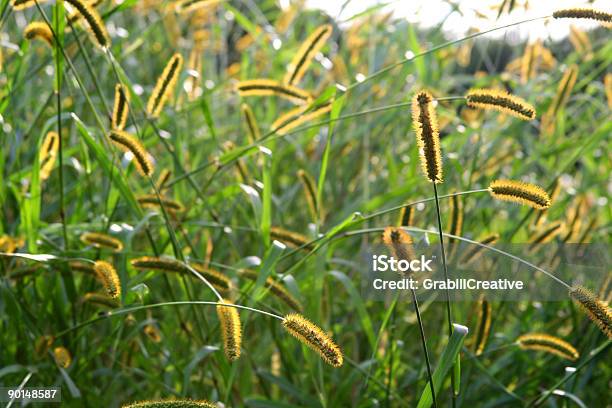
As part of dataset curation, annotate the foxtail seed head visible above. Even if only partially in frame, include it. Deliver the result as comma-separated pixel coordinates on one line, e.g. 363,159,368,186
40,131,59,181
24,22,53,47
283,24,333,86
112,84,130,130
236,79,312,105
553,8,612,23
239,269,302,311
108,130,154,177
82,292,120,308
65,0,110,48
382,226,415,266
137,195,185,213
216,299,242,361
271,101,332,135
488,179,551,210
473,298,491,356
569,286,612,339
93,260,121,299
282,314,343,367
412,90,443,183
270,227,312,250
80,232,124,252
466,89,536,120
517,333,579,361
241,103,260,142
11,0,49,10
147,53,183,118
122,399,218,408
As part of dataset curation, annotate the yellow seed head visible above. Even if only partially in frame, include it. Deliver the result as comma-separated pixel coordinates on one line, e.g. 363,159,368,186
569,286,612,339
282,314,343,367
216,299,242,361
236,79,312,105
488,179,551,210
412,90,443,183
39,131,59,181
382,227,415,267
270,227,312,250
137,195,185,213
284,24,333,86
112,84,130,130
517,333,579,361
24,22,53,47
82,292,120,308
271,101,332,135
397,205,414,227
108,130,154,177
80,232,124,252
93,260,121,299
65,0,110,48
53,346,72,368
11,0,49,11
239,269,302,311
147,53,184,118
466,88,536,120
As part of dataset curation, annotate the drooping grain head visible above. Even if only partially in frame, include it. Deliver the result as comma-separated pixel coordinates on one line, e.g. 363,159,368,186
80,232,124,252
65,0,110,48
466,89,536,120
517,333,579,361
488,179,551,210
108,130,154,177
283,24,333,86
569,286,612,339
121,399,218,408
282,313,343,367
236,79,312,105
552,8,612,23
24,22,53,47
112,84,130,130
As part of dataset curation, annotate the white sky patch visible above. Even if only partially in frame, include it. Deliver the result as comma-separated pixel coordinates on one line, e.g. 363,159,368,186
305,0,610,40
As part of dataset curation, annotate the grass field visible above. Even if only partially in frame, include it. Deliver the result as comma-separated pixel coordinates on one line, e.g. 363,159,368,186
0,1,611,407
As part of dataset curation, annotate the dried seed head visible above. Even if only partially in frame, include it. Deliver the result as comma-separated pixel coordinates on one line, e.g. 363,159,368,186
80,232,124,252
137,195,185,213
270,227,312,250
553,8,612,23
65,0,110,48
93,260,121,299
39,131,59,181
412,90,443,183
35,335,54,358
241,103,260,143
236,79,312,105
216,299,242,361
473,298,491,356
382,226,415,266
112,84,130,130
147,53,183,118
466,89,536,120
284,24,333,86
271,101,332,135
297,169,318,221
569,286,612,339
239,269,302,311
488,179,551,210
82,292,119,308
122,399,218,408
143,324,162,343
24,22,53,47
517,333,579,361
53,346,72,368
108,130,154,177
156,169,172,192
282,314,343,367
